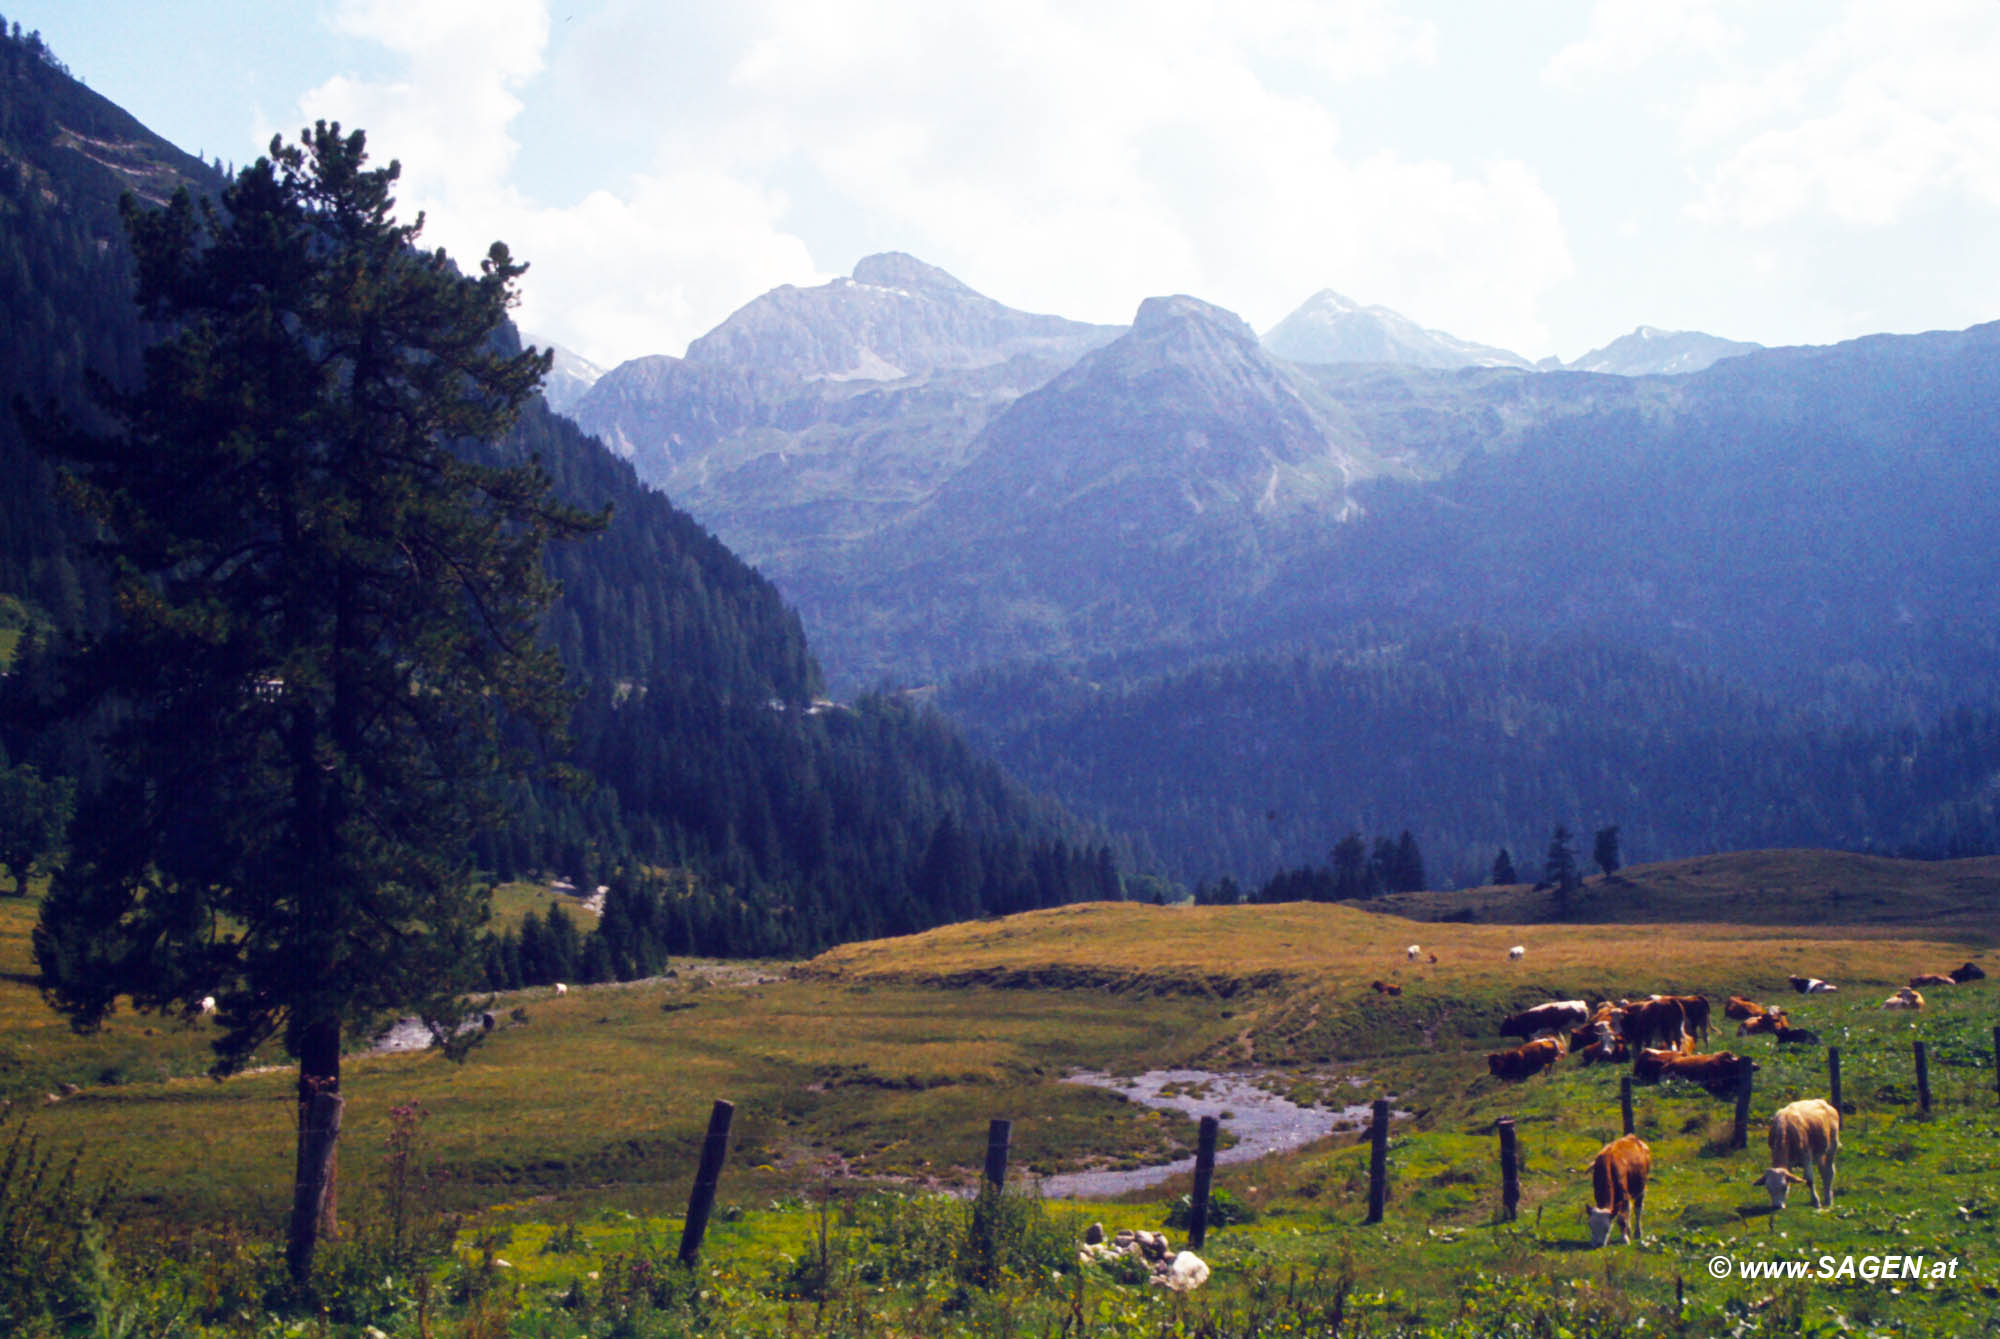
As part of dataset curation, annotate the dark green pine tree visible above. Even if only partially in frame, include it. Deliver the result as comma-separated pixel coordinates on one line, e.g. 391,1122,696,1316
1331,833,1371,900
26,123,602,1281
1545,825,1582,911
1391,830,1426,894
1593,825,1622,881
1491,847,1518,886
0,753,73,894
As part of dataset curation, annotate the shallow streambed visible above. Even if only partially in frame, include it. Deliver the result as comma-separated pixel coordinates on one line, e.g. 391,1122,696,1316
1038,1068,1389,1199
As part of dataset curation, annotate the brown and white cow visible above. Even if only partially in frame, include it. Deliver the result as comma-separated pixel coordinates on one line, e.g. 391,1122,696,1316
1619,996,1688,1052
1487,1036,1565,1081
1737,1008,1789,1036
1499,1000,1590,1040
1584,1134,1651,1247
1908,973,1955,989
1759,1098,1840,1209
1882,986,1924,1010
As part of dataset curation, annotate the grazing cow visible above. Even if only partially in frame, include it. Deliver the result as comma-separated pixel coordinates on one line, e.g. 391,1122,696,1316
1665,994,1711,1043
1950,961,1986,983
553,982,569,997
1619,997,1688,1052
1487,1036,1565,1081
1723,995,1764,1021
1407,944,1422,961
1759,1098,1840,1209
1584,1134,1651,1247
1508,945,1525,961
1499,1000,1590,1040
1882,987,1924,1010
1909,973,1955,988
1369,979,1403,996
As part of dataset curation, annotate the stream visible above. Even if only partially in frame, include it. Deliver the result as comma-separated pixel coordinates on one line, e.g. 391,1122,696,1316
1037,1068,1395,1199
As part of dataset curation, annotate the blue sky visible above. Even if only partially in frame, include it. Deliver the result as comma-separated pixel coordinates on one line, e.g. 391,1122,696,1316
31,1,2000,369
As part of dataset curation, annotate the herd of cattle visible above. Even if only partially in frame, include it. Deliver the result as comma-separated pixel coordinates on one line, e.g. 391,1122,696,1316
1455,956,1987,1248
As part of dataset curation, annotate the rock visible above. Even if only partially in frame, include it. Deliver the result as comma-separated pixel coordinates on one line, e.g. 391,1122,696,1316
1083,1222,1105,1245
58,1082,81,1096
1154,1250,1210,1293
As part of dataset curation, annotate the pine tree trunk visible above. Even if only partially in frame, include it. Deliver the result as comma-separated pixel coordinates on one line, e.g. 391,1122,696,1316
287,1016,343,1284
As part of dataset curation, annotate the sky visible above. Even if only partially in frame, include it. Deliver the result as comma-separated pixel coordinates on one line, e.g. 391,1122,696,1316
30,1,2000,370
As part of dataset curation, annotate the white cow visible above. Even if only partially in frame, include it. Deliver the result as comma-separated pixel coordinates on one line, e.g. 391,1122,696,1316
1407,944,1422,961
553,982,568,997
198,995,217,1015
1508,945,1526,961
1759,1099,1840,1210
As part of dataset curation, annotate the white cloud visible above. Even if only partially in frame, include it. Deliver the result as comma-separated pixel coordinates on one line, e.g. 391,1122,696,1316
298,0,1570,364
1543,0,1737,87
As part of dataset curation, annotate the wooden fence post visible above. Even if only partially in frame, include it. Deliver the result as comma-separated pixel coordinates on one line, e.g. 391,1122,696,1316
1914,1041,1931,1114
286,1089,345,1283
1497,1118,1519,1222
983,1118,1013,1190
1620,1076,1634,1136
1188,1115,1220,1250
678,1099,735,1266
1829,1047,1843,1113
1730,1057,1753,1151
1992,1025,1999,1103
1365,1098,1390,1224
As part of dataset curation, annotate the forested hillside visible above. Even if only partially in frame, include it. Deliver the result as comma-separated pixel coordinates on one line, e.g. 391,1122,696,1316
0,21,1126,962
943,631,2000,889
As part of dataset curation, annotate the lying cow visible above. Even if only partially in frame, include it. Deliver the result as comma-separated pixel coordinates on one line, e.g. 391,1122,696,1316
1723,995,1764,1021
1882,987,1924,1010
1369,979,1403,996
1759,1098,1840,1209
1576,1033,1629,1067
1499,1000,1589,1040
1487,1036,1565,1081
1737,1009,1789,1036
1788,975,1837,994
1774,1023,1820,1045
1950,961,1986,983
1909,973,1956,988
1634,1048,1747,1096
1584,1134,1651,1247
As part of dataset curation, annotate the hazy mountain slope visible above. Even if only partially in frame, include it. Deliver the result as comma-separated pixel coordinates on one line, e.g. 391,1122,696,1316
1262,289,1534,369
1567,325,1762,376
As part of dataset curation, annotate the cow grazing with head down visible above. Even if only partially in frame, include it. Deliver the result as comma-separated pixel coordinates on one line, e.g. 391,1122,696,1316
1407,944,1422,961
1508,945,1525,961
1499,1000,1590,1040
1487,1036,1565,1081
1584,1135,1651,1247
1619,996,1687,1052
1950,961,1986,983
1760,1098,1840,1209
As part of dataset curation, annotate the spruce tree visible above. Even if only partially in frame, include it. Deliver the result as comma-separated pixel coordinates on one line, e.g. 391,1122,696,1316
1491,848,1517,886
1593,825,1622,881
27,123,601,1281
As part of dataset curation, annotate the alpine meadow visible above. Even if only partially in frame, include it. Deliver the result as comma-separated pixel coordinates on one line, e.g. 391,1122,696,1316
2,11,1999,1339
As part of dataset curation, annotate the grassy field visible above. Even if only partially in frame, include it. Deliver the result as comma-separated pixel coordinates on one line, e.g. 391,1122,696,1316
3,851,1999,1334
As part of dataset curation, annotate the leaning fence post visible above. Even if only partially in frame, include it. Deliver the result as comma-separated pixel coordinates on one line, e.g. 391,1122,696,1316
1497,1118,1520,1222
678,1099,735,1266
1620,1076,1634,1136
1730,1057,1753,1151
1914,1041,1931,1114
1365,1098,1390,1224
1188,1115,1220,1250
983,1118,1013,1190
1829,1047,1843,1113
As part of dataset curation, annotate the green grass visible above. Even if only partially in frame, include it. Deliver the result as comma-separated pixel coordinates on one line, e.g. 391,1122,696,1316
5,860,1999,1334
484,880,601,933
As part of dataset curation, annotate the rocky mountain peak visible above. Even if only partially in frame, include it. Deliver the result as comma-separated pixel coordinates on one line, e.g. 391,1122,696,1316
1131,294,1260,346
850,251,978,297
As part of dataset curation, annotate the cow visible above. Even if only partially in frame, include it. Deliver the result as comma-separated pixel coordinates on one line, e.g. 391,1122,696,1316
1584,1134,1651,1247
1488,1036,1565,1081
1759,1098,1840,1210
1576,1033,1629,1067
1882,987,1923,1010
198,995,217,1016
1508,945,1525,961
1369,979,1403,996
1773,1023,1821,1045
1737,1009,1789,1036
553,982,569,997
1619,996,1688,1052
1499,1000,1589,1040
1407,944,1422,961
1909,973,1955,988
1634,1048,1745,1096
1788,976,1837,993
1665,994,1711,1043
1950,962,1986,983
1723,995,1765,1021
